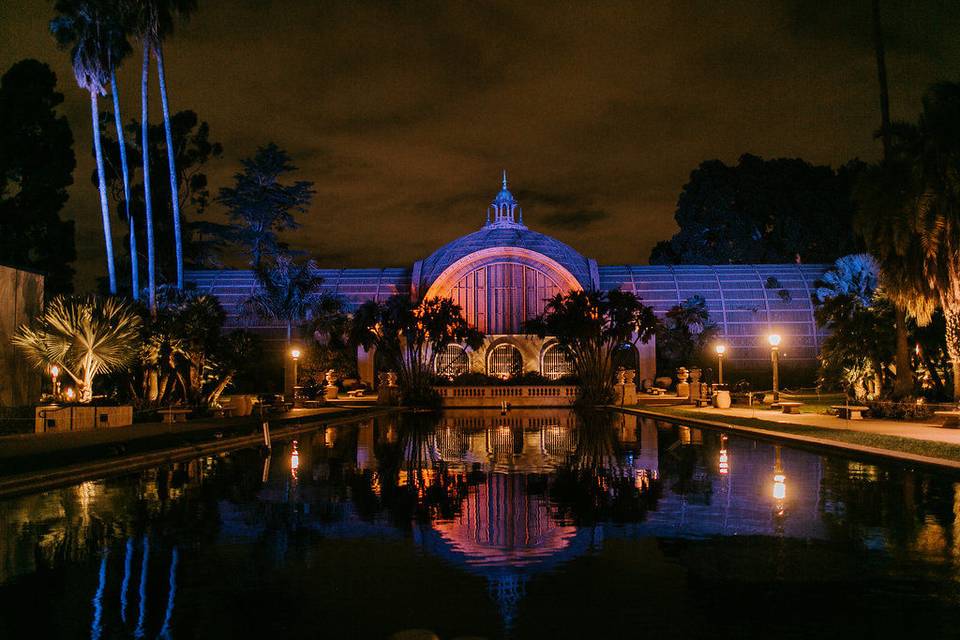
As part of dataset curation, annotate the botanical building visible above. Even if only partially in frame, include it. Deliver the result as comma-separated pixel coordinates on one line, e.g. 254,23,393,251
187,175,828,385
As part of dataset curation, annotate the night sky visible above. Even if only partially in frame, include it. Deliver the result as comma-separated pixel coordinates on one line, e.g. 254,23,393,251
3,1,960,289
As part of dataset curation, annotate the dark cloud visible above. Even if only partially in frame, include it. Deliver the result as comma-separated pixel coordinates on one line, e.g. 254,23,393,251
2,0,959,288
540,209,610,230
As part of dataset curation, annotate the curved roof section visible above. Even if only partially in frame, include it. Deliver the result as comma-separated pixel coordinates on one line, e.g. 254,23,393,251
419,226,593,290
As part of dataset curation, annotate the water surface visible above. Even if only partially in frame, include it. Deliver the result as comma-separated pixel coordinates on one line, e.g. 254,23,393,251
2,409,959,639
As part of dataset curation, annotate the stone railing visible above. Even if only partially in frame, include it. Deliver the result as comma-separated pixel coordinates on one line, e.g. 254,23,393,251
434,386,579,407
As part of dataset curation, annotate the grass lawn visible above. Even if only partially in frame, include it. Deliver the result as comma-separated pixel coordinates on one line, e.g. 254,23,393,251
643,404,960,464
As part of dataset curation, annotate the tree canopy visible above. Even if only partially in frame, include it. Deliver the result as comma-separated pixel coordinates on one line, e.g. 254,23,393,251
218,143,314,269
0,59,77,294
650,153,861,265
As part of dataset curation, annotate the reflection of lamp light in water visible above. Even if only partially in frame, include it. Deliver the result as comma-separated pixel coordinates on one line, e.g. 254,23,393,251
290,440,299,479
718,434,729,475
772,446,786,514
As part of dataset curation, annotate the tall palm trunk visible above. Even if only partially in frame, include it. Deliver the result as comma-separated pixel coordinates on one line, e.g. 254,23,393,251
111,70,138,300
154,45,183,289
873,0,913,398
141,41,156,313
944,306,960,400
91,90,117,295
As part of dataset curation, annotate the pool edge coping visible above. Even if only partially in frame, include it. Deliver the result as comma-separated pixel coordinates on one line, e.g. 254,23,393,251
613,406,960,473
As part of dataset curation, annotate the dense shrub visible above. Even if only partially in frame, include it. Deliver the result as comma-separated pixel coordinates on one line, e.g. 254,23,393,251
866,400,934,420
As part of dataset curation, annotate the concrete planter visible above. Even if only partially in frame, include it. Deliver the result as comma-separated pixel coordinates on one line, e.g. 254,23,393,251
35,404,133,433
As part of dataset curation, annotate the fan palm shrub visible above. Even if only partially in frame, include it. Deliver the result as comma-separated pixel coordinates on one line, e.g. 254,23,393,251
13,295,142,403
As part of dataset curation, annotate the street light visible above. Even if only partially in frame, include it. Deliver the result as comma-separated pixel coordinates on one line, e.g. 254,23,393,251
289,348,301,404
50,364,61,399
768,334,781,403
715,344,726,386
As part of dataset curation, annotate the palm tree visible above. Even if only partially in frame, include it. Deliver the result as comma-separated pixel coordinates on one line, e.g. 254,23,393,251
13,295,142,403
141,0,197,291
910,84,960,398
103,0,137,299
867,0,915,398
242,255,326,343
135,5,157,312
50,0,118,295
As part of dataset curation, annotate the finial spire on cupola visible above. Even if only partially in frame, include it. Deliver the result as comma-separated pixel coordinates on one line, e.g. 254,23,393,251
484,170,525,229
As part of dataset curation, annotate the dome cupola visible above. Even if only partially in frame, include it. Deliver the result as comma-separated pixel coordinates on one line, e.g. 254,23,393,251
485,170,525,228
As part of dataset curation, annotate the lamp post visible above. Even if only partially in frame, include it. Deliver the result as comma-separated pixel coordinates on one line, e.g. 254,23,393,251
715,344,726,386
289,348,301,404
50,364,61,400
768,334,781,403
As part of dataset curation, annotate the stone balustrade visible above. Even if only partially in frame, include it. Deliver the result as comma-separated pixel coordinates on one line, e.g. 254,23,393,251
434,385,578,407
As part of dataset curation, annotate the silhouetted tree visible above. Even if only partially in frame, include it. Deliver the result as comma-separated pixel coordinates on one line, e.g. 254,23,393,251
525,290,656,405
218,144,314,268
650,154,861,266
99,110,227,286
0,59,76,294
351,295,484,406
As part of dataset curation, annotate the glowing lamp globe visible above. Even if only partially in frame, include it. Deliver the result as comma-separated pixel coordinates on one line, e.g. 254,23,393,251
715,344,726,355
768,334,782,347
290,348,301,360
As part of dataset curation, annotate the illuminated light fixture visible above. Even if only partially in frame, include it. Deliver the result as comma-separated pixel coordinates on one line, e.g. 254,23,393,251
290,440,300,476
768,335,781,403
290,348,301,360
64,387,75,401
50,364,60,378
772,473,786,500
715,344,726,386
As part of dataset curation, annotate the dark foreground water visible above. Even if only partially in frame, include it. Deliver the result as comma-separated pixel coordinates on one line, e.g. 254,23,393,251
2,410,960,639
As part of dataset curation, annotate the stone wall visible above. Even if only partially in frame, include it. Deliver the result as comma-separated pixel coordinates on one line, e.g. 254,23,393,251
0,265,44,406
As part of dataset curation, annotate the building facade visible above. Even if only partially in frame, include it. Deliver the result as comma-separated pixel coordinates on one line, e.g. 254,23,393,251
187,175,828,386
0,265,44,406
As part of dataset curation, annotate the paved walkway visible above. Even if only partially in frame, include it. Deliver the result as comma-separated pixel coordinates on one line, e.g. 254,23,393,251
679,405,960,446
0,406,376,461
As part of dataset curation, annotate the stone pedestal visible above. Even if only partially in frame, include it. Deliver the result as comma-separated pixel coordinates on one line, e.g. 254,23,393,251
676,382,690,398
614,383,637,405
378,385,400,405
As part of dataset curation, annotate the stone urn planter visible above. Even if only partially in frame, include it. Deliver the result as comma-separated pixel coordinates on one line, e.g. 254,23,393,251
623,369,636,386
616,368,627,385
713,389,732,409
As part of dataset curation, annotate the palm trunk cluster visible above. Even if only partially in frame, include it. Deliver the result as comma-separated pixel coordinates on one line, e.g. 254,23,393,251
567,338,619,406
52,1,186,308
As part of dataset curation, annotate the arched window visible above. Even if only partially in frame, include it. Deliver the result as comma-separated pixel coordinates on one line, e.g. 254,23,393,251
487,343,523,378
541,343,574,380
435,344,469,378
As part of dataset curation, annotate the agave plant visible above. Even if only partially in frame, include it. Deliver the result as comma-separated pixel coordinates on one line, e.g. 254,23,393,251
13,295,142,403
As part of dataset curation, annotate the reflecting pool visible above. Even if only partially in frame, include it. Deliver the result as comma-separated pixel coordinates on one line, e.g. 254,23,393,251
3,409,960,639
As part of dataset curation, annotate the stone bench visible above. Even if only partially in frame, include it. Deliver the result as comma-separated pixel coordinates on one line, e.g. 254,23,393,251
346,389,366,398
832,405,870,420
693,398,712,408
934,411,960,429
773,402,804,414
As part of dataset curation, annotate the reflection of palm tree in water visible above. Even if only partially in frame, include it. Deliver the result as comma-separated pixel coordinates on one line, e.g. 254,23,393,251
552,410,661,525
372,412,468,526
